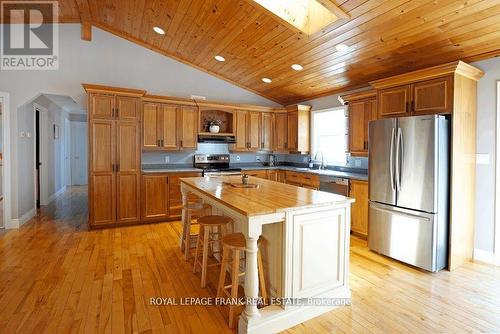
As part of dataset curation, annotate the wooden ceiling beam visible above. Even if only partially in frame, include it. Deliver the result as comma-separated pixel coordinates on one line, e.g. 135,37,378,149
81,21,92,41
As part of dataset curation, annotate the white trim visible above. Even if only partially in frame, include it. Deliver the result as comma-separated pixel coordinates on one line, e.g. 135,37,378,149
0,92,12,230
48,186,66,204
7,207,36,229
474,248,499,266
310,105,348,166
495,81,500,264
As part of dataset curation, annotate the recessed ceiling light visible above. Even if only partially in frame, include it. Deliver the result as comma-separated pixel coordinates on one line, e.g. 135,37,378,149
336,44,349,52
262,78,272,83
153,26,165,35
214,55,226,62
291,64,303,71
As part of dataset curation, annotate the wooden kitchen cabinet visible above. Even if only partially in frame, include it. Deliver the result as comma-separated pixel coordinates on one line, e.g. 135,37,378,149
412,76,453,115
350,179,368,238
261,112,274,151
85,84,145,228
274,112,288,152
286,105,311,153
233,110,261,151
285,170,319,189
343,90,377,156
179,106,198,150
143,103,179,150
244,170,268,179
142,174,169,221
168,172,202,219
267,170,278,181
377,85,411,118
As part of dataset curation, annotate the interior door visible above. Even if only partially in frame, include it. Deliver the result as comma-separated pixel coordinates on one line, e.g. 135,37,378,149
396,115,439,213
116,121,141,223
70,121,88,185
369,118,396,205
90,119,116,225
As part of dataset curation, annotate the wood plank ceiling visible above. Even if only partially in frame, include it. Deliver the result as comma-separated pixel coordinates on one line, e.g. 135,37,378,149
9,0,500,105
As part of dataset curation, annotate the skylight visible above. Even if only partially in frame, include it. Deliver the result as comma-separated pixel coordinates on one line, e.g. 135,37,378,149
253,0,348,35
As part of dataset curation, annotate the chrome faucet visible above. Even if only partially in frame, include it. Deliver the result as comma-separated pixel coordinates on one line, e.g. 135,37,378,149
314,151,326,170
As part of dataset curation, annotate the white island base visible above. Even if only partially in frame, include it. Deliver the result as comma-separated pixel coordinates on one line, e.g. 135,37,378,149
181,176,353,333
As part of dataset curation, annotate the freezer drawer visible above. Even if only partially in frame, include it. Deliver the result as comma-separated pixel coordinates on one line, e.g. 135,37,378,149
368,202,447,272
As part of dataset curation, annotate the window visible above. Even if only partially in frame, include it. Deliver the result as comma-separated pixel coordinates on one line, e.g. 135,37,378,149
311,107,347,166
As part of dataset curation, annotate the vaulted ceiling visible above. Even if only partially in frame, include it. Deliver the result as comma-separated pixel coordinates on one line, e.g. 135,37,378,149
7,0,500,104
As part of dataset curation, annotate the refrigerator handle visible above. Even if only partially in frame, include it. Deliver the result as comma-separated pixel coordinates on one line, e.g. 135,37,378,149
390,127,395,191
395,127,402,191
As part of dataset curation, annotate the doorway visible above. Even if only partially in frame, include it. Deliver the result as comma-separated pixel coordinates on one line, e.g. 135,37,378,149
35,108,40,208
0,92,11,228
33,104,48,208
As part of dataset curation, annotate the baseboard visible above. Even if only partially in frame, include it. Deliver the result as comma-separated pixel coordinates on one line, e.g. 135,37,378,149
6,207,36,229
473,248,500,266
47,186,67,204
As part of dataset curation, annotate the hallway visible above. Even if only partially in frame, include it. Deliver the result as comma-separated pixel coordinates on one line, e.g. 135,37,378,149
0,187,499,333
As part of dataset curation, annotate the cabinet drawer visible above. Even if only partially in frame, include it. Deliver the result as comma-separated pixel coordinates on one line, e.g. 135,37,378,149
299,173,319,188
285,171,303,183
244,170,268,179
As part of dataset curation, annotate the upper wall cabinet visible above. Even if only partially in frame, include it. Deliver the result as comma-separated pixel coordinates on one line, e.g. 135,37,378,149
261,112,274,152
143,103,179,150
286,105,311,154
178,106,198,150
274,112,288,152
342,90,377,156
232,110,261,152
377,85,411,118
412,76,453,115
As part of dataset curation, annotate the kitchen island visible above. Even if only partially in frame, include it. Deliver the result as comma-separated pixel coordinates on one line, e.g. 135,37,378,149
180,176,354,334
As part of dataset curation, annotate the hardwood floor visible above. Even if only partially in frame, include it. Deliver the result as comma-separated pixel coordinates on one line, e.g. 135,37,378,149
1,186,499,333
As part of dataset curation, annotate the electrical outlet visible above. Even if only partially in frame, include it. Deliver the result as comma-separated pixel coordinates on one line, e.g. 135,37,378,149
20,131,26,138
303,156,308,163
355,159,361,167
256,156,261,162
236,155,241,161
190,95,206,101
164,156,170,163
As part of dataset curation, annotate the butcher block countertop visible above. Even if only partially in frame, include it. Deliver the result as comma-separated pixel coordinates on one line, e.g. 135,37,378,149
180,176,354,217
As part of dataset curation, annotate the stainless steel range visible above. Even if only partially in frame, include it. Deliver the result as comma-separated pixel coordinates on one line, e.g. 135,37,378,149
194,154,242,176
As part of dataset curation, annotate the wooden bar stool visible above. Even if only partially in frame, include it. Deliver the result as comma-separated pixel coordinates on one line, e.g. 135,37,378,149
217,232,267,329
181,202,211,261
193,215,233,288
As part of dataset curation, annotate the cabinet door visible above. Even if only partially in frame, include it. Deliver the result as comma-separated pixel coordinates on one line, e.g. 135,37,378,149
247,112,261,151
159,104,179,149
89,94,114,120
274,113,288,152
287,111,298,151
116,121,141,224
168,173,202,218
350,180,369,237
142,175,169,220
234,111,248,151
143,103,159,150
267,170,278,181
412,76,453,115
378,85,411,118
348,100,366,155
261,112,274,151
89,119,116,225
179,106,198,150
116,96,140,122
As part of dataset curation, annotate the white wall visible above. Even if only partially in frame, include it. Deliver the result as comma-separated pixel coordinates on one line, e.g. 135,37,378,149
471,57,500,252
0,24,280,221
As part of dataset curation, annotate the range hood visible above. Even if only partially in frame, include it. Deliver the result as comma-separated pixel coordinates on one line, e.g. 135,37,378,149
198,134,236,144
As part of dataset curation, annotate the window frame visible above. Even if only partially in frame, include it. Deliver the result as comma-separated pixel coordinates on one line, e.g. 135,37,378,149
310,106,348,166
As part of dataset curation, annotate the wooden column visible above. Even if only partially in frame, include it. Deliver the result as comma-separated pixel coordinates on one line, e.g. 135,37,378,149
243,236,261,318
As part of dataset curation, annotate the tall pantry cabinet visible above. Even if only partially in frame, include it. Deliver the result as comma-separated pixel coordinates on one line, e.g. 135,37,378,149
84,84,146,228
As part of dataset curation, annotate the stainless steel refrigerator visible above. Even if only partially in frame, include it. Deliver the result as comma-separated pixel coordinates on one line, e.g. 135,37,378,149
368,115,449,272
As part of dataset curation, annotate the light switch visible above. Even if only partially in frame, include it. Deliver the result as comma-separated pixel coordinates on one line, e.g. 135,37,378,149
476,153,490,165
164,156,170,163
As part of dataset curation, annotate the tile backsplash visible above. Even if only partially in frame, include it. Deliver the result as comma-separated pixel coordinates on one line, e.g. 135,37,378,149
142,143,368,170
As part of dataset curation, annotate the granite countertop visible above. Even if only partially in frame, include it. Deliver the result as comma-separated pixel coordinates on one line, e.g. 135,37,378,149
142,164,368,181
